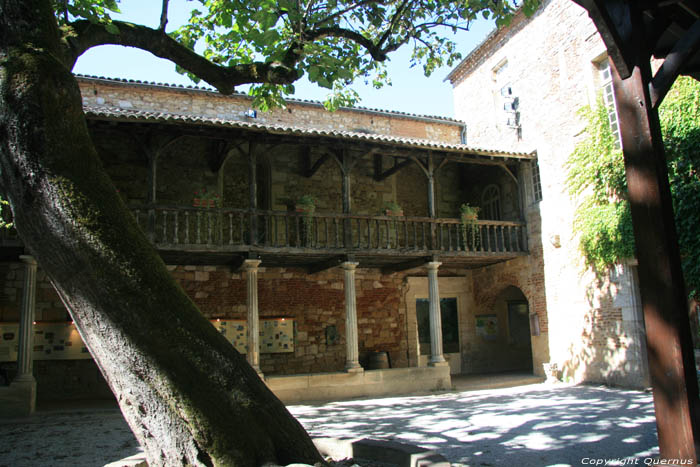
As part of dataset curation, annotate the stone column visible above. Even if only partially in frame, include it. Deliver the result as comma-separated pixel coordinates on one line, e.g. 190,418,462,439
16,255,37,382
426,261,447,366
5,255,38,416
342,261,363,372
243,259,263,377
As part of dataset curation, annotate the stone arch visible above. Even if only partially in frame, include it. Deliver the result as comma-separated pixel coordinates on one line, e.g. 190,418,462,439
470,283,534,374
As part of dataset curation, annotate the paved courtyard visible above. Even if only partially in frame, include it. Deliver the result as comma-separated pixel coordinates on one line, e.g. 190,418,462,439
0,383,658,467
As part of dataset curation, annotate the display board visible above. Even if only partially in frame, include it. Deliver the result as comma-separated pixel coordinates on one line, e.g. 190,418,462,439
0,318,295,362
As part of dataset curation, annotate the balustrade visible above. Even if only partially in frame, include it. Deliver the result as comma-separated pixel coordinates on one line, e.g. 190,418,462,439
131,205,528,255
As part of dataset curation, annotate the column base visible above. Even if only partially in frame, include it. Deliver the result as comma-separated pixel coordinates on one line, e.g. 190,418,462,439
428,359,449,368
345,363,364,373
1,376,36,417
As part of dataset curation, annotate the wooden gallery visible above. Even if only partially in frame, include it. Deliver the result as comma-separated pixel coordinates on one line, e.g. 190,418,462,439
0,76,547,406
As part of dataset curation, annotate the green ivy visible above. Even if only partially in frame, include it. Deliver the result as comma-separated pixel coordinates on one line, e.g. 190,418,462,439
565,97,634,273
567,77,700,298
661,77,700,298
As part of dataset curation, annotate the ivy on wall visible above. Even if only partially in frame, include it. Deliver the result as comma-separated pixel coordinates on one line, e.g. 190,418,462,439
566,77,700,298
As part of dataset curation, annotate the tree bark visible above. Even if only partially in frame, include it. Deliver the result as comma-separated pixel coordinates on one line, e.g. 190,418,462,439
0,1,323,465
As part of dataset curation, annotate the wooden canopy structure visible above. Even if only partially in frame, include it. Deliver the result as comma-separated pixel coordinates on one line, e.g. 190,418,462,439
573,0,700,462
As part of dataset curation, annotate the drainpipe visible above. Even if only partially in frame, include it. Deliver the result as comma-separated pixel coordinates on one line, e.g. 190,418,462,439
459,122,467,145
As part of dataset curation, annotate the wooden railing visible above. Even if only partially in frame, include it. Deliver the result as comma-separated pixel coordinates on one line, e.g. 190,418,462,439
131,205,528,255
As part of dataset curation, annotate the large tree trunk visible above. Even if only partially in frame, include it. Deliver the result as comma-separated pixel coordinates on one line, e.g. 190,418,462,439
0,1,323,466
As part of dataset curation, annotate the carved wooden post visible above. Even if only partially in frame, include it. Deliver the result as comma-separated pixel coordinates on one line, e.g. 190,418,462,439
147,152,157,243
612,58,700,463
248,142,258,245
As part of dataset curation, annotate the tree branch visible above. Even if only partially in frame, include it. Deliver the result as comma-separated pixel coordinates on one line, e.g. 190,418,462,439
377,0,412,47
306,26,389,60
159,0,169,31
66,20,301,94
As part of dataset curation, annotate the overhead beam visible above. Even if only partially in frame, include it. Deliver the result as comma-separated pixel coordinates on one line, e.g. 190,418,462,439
380,257,432,275
308,255,353,274
650,19,700,109
305,151,331,178
498,163,519,186
375,158,413,181
574,0,635,79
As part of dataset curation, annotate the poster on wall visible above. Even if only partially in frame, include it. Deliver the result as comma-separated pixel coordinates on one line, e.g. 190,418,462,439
212,318,294,354
475,314,498,340
0,317,294,363
0,322,91,362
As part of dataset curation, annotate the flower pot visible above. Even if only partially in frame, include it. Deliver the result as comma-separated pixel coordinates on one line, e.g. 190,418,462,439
193,198,202,207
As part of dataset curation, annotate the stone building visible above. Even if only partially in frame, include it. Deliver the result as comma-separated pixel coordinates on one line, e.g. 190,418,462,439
0,0,655,412
446,0,649,388
0,75,542,410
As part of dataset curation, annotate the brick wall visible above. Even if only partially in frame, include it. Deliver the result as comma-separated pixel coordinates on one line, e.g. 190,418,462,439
170,265,408,375
78,77,463,144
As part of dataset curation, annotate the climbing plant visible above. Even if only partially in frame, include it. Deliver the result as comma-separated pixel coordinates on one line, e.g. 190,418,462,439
566,77,700,298
565,97,634,273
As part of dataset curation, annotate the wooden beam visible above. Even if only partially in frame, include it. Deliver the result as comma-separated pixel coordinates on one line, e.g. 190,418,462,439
611,43,700,463
498,163,519,186
380,257,432,275
375,158,413,181
650,19,700,109
307,255,352,275
305,152,331,178
574,0,635,79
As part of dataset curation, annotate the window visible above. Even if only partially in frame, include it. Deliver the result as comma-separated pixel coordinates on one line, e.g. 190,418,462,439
598,58,622,149
481,184,501,220
532,161,543,202
416,298,459,355
493,59,521,131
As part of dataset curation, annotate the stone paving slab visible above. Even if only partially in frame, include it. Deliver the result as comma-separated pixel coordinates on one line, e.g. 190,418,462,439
0,383,659,467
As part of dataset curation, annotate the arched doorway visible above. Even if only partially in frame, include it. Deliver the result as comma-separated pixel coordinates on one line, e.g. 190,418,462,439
472,285,534,373
495,286,533,372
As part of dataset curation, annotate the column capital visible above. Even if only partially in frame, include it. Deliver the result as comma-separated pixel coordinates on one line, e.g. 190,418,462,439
425,261,442,271
242,259,262,270
19,255,37,266
341,261,359,271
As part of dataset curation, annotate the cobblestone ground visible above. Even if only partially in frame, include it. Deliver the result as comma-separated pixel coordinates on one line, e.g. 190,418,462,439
0,383,658,467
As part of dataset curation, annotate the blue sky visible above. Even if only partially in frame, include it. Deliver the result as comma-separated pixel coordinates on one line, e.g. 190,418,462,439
72,0,496,118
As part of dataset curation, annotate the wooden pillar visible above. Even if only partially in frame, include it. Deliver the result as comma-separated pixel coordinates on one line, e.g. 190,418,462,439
612,57,700,463
146,153,158,243
426,261,447,366
248,142,258,245
243,259,263,377
342,261,362,372
341,150,352,248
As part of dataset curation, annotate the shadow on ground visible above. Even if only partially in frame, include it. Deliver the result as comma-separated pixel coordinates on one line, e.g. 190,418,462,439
289,384,658,467
0,384,658,467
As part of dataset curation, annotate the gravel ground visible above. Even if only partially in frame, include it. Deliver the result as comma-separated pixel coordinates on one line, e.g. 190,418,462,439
0,383,659,467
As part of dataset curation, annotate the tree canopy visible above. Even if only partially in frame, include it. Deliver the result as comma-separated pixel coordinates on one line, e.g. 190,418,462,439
58,0,539,109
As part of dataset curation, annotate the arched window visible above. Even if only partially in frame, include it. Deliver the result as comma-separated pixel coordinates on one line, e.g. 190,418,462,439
481,185,501,220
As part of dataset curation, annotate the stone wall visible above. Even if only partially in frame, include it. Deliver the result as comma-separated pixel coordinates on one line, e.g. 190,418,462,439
449,0,648,387
78,77,463,144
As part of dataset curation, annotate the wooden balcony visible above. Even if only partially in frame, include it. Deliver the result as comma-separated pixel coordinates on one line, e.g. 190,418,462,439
132,205,529,271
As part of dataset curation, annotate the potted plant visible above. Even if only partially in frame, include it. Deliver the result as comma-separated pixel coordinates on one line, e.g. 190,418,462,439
193,188,220,208
460,203,480,250
295,195,317,246
383,201,403,217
